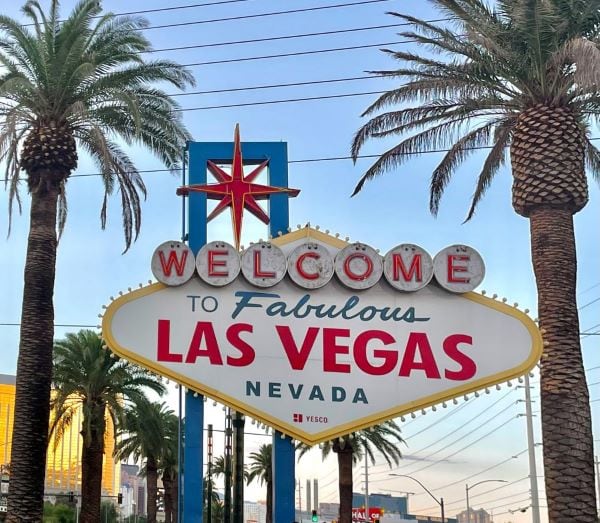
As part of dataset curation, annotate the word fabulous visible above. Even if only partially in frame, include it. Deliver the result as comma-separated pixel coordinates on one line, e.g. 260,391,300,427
151,240,485,294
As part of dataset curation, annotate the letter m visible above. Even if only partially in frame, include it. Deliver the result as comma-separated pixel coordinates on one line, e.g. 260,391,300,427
158,249,189,277
393,253,422,282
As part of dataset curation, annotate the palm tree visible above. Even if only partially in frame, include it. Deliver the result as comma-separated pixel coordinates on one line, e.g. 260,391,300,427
158,412,179,523
246,444,273,523
298,422,403,523
1,1,193,519
351,1,600,519
116,400,175,523
51,330,165,523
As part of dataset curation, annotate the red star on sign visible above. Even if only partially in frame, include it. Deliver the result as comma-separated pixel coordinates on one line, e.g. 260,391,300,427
177,124,300,250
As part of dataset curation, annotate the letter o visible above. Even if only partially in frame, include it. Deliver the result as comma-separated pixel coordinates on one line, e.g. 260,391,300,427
201,296,218,313
334,243,383,290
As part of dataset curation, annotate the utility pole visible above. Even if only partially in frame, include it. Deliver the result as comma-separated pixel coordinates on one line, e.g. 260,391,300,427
224,408,233,523
364,446,369,522
306,480,312,514
595,456,600,517
524,374,541,523
313,479,318,514
232,412,245,523
465,484,470,523
297,479,303,520
207,425,214,523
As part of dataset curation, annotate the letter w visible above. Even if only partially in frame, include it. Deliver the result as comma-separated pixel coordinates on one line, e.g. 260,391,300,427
276,326,319,370
159,250,189,277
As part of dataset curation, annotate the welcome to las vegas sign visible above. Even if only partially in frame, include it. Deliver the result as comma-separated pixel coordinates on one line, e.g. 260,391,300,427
102,227,542,445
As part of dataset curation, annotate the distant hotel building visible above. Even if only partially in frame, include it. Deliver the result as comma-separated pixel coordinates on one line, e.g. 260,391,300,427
0,374,120,497
456,508,492,523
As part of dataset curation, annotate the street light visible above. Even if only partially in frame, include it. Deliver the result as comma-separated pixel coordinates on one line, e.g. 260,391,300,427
389,474,445,523
466,480,507,522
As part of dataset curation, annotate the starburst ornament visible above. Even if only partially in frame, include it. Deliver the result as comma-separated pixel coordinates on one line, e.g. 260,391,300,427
177,124,299,249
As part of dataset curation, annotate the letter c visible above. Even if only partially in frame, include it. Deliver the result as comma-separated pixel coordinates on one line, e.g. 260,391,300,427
296,252,320,280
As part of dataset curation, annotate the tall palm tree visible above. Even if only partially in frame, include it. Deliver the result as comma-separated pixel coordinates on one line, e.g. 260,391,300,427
246,444,273,523
51,330,164,523
158,411,179,523
351,1,600,520
116,400,175,523
1,2,193,519
298,422,403,523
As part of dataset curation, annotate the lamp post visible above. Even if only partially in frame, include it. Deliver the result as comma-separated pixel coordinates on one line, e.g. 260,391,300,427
466,480,507,522
389,474,445,523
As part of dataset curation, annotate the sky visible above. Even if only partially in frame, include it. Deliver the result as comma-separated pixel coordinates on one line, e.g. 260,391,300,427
1,0,600,522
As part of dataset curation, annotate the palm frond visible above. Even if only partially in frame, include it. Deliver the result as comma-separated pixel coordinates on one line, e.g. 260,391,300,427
584,138,600,183
464,118,515,220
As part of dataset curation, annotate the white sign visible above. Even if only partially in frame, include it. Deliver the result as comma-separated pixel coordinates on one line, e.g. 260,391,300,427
102,229,541,445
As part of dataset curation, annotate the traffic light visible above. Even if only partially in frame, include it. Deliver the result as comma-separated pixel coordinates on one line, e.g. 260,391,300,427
68,491,74,503
117,493,123,504
311,509,318,522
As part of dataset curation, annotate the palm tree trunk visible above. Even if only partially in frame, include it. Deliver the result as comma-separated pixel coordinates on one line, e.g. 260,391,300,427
337,447,354,523
80,405,106,523
266,479,273,523
163,473,173,523
147,455,159,523
530,207,597,521
171,473,178,523
7,185,59,523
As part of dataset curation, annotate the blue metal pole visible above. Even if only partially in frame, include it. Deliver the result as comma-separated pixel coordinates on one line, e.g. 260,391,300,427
177,147,186,523
267,143,296,523
184,137,295,523
184,142,207,522
272,433,296,523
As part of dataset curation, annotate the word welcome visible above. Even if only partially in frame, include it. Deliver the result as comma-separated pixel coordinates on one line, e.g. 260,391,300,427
151,240,485,294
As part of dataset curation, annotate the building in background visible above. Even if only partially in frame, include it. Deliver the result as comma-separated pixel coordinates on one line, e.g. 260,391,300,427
456,508,492,523
121,464,146,518
244,500,266,523
352,492,409,516
0,374,120,497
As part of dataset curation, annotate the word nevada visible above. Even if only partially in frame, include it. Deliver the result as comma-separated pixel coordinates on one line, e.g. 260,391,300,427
151,239,485,293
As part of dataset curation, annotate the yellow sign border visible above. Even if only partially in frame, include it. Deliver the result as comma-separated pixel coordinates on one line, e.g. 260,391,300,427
102,229,543,445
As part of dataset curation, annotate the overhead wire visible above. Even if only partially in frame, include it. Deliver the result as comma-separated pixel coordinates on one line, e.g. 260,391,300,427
175,41,407,67
372,390,517,479
141,1,398,32
2,136,598,185
145,24,411,54
400,416,519,477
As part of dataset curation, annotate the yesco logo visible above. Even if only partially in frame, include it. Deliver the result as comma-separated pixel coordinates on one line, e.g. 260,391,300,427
293,413,328,424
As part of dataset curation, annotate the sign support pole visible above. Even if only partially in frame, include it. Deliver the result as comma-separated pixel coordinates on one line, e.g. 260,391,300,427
185,138,295,523
184,142,208,522
266,144,296,523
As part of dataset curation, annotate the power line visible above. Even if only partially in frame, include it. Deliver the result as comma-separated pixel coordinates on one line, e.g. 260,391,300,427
374,392,517,479
176,41,406,68
580,295,600,311
167,75,377,97
174,90,387,111
371,400,489,475
142,1,395,32
108,0,256,17
403,416,518,477
434,450,528,492
434,475,529,509
3,138,600,184
146,24,409,54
